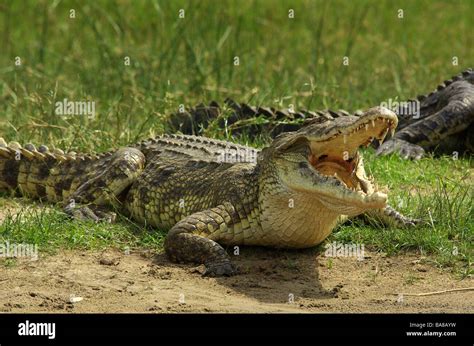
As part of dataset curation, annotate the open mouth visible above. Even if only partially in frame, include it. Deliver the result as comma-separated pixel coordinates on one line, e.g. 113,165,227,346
304,109,397,208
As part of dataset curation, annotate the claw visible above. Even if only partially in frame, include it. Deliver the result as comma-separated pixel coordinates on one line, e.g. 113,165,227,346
203,260,238,277
64,203,116,223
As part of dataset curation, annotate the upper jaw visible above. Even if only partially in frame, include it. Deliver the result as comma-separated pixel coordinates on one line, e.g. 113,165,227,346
307,107,398,157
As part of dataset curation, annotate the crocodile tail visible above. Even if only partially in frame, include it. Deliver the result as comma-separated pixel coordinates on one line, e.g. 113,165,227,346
0,138,85,201
167,98,308,137
167,99,353,138
0,138,31,191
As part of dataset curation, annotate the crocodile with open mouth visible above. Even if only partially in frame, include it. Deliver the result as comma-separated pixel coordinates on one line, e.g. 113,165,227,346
0,106,415,276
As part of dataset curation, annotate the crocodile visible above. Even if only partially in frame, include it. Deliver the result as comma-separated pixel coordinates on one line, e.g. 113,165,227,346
0,106,417,276
168,68,474,160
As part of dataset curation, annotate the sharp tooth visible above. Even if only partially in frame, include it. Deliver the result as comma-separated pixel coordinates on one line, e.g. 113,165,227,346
365,124,369,131
343,134,347,144
390,127,395,137
380,129,389,144
371,120,375,128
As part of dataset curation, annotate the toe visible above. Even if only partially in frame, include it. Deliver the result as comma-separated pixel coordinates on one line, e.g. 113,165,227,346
203,261,238,277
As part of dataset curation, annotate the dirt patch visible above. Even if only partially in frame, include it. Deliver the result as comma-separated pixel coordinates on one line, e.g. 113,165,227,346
0,248,472,313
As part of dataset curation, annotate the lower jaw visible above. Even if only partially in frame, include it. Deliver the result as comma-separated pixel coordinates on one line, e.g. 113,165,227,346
257,215,340,249
255,195,343,248
315,192,386,216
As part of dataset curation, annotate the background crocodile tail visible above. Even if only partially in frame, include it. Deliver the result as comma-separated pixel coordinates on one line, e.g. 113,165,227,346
166,98,355,138
167,69,473,142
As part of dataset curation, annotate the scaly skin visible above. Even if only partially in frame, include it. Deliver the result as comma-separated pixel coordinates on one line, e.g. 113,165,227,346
377,68,474,159
0,107,416,276
169,68,474,159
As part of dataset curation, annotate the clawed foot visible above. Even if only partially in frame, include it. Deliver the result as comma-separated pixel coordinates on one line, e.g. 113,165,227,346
202,260,238,277
396,215,423,228
376,139,425,160
383,205,424,228
64,203,117,223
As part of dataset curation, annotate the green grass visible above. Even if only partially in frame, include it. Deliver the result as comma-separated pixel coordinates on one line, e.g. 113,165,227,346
0,1,472,274
1,0,472,148
0,200,166,254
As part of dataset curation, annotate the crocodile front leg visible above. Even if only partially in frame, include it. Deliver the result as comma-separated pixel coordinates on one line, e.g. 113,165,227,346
64,148,146,222
165,202,239,277
364,205,421,227
343,205,420,228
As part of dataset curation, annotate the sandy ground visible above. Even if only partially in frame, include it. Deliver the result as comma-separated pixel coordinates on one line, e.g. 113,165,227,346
0,246,472,313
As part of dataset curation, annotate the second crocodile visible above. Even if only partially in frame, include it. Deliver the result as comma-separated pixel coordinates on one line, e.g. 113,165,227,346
169,68,474,160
